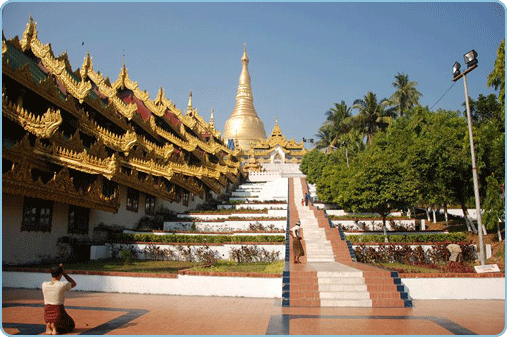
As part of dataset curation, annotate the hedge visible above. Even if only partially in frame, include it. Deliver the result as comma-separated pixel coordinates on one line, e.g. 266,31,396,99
110,233,285,244
345,232,467,243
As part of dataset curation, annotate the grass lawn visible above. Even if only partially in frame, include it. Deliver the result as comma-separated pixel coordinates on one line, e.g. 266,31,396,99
15,260,200,274
10,259,285,275
189,260,285,274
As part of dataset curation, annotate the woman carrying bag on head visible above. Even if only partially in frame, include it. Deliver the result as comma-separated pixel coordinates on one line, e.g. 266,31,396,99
290,221,304,264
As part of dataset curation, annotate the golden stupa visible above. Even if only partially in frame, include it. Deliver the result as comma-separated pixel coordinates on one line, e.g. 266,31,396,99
222,45,266,151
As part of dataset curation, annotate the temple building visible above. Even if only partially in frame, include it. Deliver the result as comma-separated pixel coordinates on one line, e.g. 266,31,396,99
223,46,307,172
2,18,241,264
242,119,307,172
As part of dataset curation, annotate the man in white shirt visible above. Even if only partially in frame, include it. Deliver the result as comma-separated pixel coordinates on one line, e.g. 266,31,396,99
42,264,77,335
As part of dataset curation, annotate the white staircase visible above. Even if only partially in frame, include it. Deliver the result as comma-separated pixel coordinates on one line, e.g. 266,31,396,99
293,178,372,307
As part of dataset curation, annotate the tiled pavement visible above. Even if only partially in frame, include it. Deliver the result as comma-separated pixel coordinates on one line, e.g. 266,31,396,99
2,288,505,335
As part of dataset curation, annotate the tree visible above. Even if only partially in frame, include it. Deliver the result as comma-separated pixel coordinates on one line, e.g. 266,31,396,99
482,175,504,241
342,142,417,237
324,101,352,146
487,39,505,110
315,101,353,151
352,92,396,144
463,94,503,125
389,72,422,117
314,123,334,149
299,149,328,185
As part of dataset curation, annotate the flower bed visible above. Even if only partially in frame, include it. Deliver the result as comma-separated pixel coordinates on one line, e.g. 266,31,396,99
354,242,476,265
345,232,467,243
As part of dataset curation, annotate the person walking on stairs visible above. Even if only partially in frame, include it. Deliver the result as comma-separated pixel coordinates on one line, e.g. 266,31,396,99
290,221,304,263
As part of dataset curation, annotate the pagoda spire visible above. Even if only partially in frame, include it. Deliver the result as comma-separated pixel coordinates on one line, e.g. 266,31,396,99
187,89,193,115
222,44,266,151
210,107,216,131
271,117,283,138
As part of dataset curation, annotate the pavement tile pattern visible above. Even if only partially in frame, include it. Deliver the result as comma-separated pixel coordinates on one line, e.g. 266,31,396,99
2,288,505,335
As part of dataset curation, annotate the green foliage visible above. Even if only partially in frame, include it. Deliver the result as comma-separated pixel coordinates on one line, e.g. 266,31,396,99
389,72,422,117
354,241,475,264
229,245,281,263
111,233,285,244
482,175,505,230
488,39,505,109
346,232,467,243
299,149,328,184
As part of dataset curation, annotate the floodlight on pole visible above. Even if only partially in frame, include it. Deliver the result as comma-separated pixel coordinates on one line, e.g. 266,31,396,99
464,49,478,68
452,49,486,265
452,62,461,77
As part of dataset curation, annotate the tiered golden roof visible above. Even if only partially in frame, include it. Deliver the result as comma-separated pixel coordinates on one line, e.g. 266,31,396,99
2,17,241,212
240,119,308,169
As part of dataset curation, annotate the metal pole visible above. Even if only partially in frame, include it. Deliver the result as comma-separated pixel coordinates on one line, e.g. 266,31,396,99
462,73,486,265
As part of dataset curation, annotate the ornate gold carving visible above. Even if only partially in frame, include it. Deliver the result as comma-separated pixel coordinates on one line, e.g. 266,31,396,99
3,98,62,138
3,159,120,213
4,18,241,201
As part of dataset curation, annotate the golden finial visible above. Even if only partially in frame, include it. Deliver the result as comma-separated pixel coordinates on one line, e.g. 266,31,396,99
241,43,249,63
210,107,216,131
187,89,193,115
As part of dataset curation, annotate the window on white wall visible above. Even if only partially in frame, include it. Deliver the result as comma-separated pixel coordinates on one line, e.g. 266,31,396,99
145,194,156,215
126,188,139,212
21,197,53,232
68,205,90,235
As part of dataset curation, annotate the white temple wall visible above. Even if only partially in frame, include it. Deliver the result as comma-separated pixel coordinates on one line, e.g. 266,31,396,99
2,185,208,265
90,185,147,230
2,194,70,265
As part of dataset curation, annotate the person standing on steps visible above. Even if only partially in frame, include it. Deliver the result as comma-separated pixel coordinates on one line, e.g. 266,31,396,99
42,264,77,335
290,221,304,264
304,192,310,206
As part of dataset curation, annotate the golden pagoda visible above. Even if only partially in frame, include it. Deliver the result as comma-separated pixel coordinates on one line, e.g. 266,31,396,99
222,45,266,151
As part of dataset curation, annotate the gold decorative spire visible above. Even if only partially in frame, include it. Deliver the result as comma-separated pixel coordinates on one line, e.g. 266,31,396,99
271,117,283,138
210,107,215,131
187,89,193,115
222,44,266,151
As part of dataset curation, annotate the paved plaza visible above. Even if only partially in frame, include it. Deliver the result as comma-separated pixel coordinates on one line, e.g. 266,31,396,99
2,288,505,335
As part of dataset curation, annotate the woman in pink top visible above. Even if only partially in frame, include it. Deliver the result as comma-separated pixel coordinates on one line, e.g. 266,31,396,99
42,264,77,335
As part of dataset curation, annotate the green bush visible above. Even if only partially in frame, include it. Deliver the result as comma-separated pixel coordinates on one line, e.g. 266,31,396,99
110,233,285,244
345,232,467,243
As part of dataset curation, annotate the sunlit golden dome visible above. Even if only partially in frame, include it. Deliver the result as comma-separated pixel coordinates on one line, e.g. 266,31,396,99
222,45,266,151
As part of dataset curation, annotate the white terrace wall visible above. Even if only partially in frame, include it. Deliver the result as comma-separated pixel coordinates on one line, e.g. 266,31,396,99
402,277,504,299
2,271,282,298
331,219,417,231
163,220,286,232
3,271,503,300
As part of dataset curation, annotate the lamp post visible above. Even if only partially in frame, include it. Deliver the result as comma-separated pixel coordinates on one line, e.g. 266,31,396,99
452,49,486,265
342,141,349,167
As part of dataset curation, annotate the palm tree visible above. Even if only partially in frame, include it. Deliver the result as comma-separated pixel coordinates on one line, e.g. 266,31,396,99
324,101,353,147
389,73,422,117
352,92,395,144
315,123,333,149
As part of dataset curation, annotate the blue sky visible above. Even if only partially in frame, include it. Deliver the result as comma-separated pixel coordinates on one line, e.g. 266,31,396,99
2,2,505,144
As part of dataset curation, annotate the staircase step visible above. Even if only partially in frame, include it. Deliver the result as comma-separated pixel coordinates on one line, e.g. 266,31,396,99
318,277,366,285
318,284,368,292
320,299,372,307
320,291,371,299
